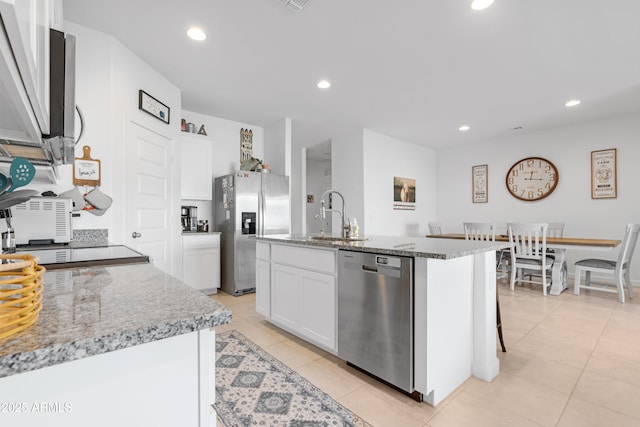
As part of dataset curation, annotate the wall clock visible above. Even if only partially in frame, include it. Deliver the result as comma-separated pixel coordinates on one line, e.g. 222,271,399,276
505,157,558,201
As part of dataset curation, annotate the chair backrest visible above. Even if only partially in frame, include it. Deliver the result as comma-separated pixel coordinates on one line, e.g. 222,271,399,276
546,222,565,238
428,222,442,235
507,222,548,259
464,222,495,242
618,223,640,269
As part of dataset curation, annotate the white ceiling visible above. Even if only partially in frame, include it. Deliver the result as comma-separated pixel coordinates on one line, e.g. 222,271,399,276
62,0,640,150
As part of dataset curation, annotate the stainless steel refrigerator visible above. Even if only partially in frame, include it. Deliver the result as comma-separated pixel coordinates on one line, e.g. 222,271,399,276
214,171,290,295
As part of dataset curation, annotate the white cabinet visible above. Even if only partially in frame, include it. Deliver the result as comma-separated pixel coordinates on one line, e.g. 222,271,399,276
181,233,220,294
0,0,51,141
260,242,337,352
255,241,271,317
181,133,213,200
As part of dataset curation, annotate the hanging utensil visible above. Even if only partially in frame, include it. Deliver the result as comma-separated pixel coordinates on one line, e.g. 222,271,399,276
7,158,36,192
0,174,10,196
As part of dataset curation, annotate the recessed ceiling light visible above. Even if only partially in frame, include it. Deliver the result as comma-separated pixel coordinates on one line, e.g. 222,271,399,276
317,80,331,89
470,0,494,11
565,99,581,107
459,125,470,132
187,27,206,41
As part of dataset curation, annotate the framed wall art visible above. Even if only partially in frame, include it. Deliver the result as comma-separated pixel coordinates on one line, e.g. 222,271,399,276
591,148,617,199
138,90,170,124
393,176,416,210
472,164,488,203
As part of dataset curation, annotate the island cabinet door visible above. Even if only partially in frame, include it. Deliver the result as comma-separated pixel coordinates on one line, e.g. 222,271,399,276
256,259,271,316
271,263,299,330
299,269,336,350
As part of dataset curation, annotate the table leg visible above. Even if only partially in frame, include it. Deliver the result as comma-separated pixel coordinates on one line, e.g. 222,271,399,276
550,249,568,295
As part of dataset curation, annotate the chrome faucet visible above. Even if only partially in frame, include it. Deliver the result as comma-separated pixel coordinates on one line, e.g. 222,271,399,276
320,189,350,238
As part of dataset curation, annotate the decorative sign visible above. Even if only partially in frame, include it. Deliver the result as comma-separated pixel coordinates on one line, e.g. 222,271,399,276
393,176,416,210
240,128,253,163
472,164,488,203
138,90,170,124
591,148,617,199
73,145,101,187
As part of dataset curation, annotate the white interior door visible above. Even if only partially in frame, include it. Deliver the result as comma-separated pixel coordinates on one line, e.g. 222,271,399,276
125,120,174,273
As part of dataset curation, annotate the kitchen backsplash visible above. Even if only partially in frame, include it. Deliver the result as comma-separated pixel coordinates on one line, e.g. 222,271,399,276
72,229,108,247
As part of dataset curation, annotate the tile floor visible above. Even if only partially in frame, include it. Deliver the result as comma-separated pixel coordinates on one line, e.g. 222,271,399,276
211,279,640,427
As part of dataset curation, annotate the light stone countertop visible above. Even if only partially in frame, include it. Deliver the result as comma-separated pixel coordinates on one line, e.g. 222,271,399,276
0,263,231,378
255,234,508,259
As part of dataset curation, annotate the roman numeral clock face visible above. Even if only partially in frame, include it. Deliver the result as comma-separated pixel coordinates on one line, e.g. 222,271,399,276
506,157,559,201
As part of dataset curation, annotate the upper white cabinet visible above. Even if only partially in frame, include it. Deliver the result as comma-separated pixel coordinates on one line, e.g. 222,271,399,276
181,132,213,200
0,0,51,140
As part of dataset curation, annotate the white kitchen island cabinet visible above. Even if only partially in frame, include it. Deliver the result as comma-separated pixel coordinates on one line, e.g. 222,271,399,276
255,235,505,407
256,241,337,352
0,263,231,427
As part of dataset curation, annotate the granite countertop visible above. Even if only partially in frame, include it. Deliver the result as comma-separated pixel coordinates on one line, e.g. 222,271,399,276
0,263,231,378
256,234,508,259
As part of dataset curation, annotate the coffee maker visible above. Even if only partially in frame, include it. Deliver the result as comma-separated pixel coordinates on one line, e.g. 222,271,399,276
181,206,198,232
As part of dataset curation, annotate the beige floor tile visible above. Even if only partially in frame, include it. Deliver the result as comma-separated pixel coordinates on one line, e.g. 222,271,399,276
526,322,602,351
338,382,425,427
585,348,640,388
263,338,324,369
573,371,640,419
295,358,368,399
557,396,640,427
497,349,582,394
594,333,640,362
427,390,544,427
511,333,593,370
464,372,569,426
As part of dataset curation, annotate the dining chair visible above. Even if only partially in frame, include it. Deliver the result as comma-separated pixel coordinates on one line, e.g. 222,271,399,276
463,222,506,352
507,223,554,296
428,222,442,236
573,223,640,303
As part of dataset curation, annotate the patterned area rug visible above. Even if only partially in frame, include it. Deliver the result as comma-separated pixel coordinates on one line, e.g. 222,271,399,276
214,330,372,427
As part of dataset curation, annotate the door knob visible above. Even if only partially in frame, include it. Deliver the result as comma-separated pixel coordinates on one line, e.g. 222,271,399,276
132,232,142,238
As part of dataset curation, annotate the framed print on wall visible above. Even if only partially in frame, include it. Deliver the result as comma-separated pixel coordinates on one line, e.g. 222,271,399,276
591,148,617,199
472,164,488,203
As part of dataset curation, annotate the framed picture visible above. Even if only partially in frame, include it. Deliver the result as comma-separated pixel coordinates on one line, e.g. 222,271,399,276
138,90,170,124
591,148,617,199
393,176,416,210
472,164,488,203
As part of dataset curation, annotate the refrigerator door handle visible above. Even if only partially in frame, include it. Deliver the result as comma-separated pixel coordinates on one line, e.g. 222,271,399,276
258,189,264,236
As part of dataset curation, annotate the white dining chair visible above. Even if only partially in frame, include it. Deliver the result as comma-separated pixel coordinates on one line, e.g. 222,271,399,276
573,223,640,303
428,222,442,236
463,222,506,352
507,222,554,296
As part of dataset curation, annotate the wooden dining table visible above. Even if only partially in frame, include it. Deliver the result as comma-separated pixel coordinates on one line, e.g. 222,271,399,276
428,234,621,295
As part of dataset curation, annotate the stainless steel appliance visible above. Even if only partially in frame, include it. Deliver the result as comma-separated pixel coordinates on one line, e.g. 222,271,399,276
214,171,289,295
0,29,79,169
338,251,417,397
181,205,198,232
9,197,73,245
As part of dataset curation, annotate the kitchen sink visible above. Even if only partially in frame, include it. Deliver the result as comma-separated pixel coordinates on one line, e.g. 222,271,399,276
309,235,368,242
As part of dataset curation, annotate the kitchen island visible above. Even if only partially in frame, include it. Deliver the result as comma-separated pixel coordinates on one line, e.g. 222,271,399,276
0,263,231,427
255,234,506,406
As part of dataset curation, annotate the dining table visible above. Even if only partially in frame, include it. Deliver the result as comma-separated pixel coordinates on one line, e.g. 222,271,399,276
428,233,621,295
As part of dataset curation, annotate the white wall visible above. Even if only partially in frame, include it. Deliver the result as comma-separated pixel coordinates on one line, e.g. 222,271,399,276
305,158,332,234
363,130,438,237
264,118,290,176
331,131,365,235
437,111,640,282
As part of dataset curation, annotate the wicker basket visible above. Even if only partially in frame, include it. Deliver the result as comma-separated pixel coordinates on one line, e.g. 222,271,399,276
0,254,45,340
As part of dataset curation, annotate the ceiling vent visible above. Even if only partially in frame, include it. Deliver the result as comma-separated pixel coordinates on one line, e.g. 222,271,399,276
278,0,310,13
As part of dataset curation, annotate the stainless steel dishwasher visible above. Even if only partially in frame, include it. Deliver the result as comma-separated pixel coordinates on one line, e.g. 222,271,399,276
338,250,415,396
